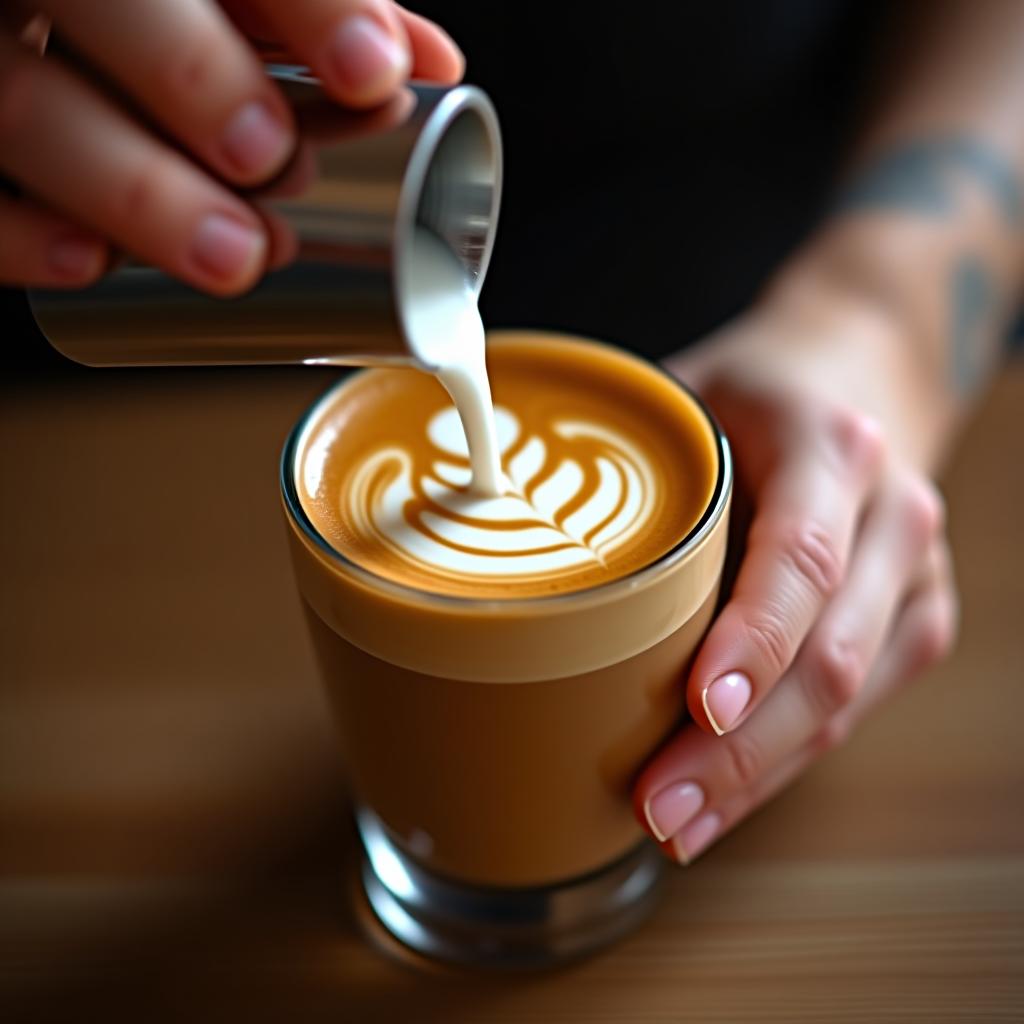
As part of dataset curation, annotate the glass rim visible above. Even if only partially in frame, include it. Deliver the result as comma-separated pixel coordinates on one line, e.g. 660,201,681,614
280,334,733,612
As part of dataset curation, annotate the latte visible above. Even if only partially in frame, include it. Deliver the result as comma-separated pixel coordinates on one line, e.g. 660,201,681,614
296,333,718,598
283,329,731,917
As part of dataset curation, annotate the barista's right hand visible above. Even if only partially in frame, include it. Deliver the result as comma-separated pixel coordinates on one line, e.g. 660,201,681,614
0,1,463,293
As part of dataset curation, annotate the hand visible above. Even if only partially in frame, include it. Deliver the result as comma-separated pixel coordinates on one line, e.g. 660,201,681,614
633,292,959,862
0,1,463,294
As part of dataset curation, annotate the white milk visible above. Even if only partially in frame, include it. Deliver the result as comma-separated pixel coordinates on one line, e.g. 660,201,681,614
344,405,657,579
402,227,506,497
307,234,663,583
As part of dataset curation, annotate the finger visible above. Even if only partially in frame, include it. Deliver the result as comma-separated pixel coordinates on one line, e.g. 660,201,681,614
222,2,462,89
669,738,816,864
790,473,943,725
0,34,267,295
678,545,958,863
37,0,294,185
247,0,412,109
687,408,884,735
0,191,108,286
819,538,957,739
637,481,935,847
395,5,464,82
636,698,810,848
878,539,958,688
262,208,300,271
638,539,956,859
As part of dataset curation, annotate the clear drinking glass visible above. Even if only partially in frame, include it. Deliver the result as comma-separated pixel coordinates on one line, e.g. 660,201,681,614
280,336,732,968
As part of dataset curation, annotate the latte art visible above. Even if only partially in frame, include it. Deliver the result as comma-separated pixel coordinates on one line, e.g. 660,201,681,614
346,406,657,582
297,333,718,599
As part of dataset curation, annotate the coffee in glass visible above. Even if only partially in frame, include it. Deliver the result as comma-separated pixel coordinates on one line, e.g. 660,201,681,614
282,330,731,967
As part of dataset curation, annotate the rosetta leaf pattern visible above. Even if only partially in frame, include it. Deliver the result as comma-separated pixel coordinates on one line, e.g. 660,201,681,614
423,410,652,567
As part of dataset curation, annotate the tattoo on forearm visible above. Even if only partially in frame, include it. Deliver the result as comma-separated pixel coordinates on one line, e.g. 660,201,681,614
950,254,997,398
837,137,1019,398
837,137,1021,227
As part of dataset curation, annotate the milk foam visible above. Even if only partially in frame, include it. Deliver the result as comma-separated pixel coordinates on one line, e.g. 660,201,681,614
309,233,686,587
403,227,505,496
343,405,657,581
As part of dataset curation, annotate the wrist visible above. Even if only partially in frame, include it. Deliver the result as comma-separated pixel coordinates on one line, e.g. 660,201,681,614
749,250,959,472
765,217,949,359
772,208,1015,406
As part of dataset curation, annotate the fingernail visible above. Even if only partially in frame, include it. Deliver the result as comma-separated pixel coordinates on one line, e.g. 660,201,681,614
672,811,722,865
328,15,408,96
643,782,705,843
48,232,105,280
221,100,292,178
702,672,752,735
189,213,264,284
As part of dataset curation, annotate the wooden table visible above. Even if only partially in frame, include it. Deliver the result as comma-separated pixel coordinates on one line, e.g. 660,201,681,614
2,361,1023,1022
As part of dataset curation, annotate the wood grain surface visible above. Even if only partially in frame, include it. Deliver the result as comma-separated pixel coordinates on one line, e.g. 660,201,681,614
2,362,1023,1023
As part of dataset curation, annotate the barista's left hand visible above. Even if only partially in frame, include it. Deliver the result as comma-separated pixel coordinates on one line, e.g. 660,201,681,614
632,285,959,862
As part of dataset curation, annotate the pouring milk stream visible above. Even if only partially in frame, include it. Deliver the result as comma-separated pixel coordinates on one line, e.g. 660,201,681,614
403,225,506,498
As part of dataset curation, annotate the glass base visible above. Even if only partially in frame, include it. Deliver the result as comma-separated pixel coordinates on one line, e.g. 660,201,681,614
356,807,666,970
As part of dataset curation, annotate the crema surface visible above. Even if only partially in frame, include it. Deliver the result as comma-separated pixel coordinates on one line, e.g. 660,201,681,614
297,333,718,598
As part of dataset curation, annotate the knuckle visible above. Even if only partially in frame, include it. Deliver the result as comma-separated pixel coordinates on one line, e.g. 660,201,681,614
723,732,764,789
809,718,850,757
0,54,36,143
910,603,957,674
744,608,793,676
110,154,170,226
897,475,945,547
826,407,886,475
807,640,865,715
154,26,225,101
781,521,844,601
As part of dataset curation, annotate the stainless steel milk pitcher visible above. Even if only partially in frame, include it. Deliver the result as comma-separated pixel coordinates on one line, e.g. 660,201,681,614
27,68,502,368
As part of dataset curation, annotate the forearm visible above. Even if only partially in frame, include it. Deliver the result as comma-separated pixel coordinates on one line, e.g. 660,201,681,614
765,0,1024,466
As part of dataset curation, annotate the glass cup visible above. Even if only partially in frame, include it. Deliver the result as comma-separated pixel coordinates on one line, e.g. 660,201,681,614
280,334,732,968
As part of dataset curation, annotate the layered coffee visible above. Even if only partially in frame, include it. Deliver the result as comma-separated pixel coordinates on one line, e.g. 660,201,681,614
296,334,718,599
283,330,730,892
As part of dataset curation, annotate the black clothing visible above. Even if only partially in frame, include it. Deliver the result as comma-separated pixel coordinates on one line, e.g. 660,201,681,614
417,1,885,358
